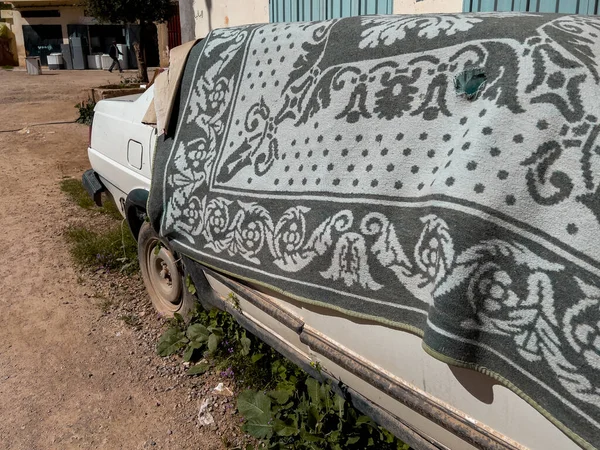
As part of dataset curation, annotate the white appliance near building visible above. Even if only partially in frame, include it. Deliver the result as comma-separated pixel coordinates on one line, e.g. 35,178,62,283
47,53,63,70
87,53,102,70
101,54,113,70
117,43,129,70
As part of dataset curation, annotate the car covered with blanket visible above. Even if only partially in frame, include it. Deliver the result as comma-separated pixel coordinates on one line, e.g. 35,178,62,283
83,12,600,450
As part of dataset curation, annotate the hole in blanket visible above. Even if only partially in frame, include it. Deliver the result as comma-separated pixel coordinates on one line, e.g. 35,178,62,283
454,68,487,100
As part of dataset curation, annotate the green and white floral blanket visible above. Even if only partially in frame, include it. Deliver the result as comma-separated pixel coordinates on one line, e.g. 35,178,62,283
149,13,600,449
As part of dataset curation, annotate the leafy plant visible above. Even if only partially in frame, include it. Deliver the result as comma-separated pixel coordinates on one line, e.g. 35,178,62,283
188,361,210,375
157,306,298,387
75,98,96,126
185,274,197,295
156,304,411,449
156,311,224,363
238,378,410,450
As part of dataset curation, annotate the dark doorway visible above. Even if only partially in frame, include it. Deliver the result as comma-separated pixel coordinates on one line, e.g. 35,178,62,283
126,23,160,68
22,25,62,65
88,24,125,54
167,6,182,50
141,23,160,67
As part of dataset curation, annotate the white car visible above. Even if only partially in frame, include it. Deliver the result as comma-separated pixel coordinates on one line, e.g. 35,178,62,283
84,85,197,316
83,87,579,450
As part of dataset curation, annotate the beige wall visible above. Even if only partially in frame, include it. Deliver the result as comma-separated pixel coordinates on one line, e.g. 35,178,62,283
393,0,463,14
156,21,169,67
192,0,269,39
189,0,466,39
11,6,95,66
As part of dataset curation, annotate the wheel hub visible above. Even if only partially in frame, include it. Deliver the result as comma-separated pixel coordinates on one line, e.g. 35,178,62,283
147,244,182,306
159,262,172,285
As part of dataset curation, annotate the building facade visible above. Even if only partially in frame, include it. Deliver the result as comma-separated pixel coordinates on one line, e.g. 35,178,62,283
5,0,598,67
2,0,179,68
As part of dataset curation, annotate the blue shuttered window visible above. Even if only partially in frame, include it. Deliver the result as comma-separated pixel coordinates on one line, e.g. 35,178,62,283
270,0,393,23
464,0,599,14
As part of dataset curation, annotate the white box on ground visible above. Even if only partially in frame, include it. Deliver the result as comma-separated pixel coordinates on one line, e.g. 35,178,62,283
87,54,102,70
117,44,129,70
47,53,63,70
101,54,113,70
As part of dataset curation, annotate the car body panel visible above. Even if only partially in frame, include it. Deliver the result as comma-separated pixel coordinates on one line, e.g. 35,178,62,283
87,86,156,215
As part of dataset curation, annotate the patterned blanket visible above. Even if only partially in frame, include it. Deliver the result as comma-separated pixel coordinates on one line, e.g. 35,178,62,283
148,13,600,449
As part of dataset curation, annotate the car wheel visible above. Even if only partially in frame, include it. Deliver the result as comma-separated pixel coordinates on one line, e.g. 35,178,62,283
138,222,195,317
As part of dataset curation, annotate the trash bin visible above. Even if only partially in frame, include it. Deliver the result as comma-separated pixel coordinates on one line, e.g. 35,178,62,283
25,56,42,75
47,53,64,70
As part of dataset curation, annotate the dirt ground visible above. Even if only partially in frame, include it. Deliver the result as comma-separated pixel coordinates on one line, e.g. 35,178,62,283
0,69,239,449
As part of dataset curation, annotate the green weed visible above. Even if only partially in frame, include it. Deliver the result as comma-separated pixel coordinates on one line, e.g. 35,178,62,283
65,224,139,274
118,74,142,86
99,297,114,314
75,98,96,125
238,378,410,450
120,314,141,329
98,196,124,220
60,178,123,220
157,306,411,450
60,178,95,209
158,306,299,387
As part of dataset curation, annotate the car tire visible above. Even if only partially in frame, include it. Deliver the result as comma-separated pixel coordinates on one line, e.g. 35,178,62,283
138,222,196,318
